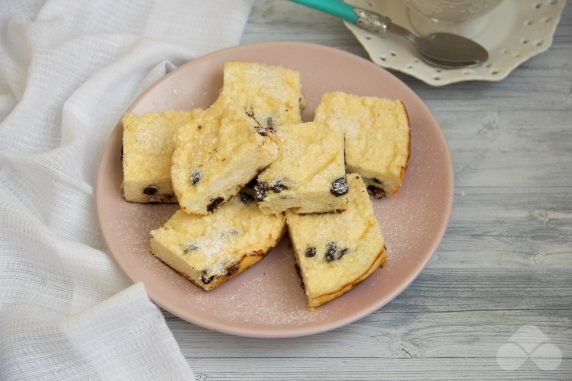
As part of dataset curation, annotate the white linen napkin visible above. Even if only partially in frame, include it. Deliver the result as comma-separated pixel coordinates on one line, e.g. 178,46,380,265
0,0,254,379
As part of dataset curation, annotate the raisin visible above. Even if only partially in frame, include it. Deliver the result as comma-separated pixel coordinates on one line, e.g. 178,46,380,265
269,179,288,193
240,180,257,202
255,126,268,136
246,177,258,189
239,191,255,204
330,177,349,197
183,244,198,254
367,185,386,199
324,242,349,262
225,262,239,276
190,170,201,185
253,181,268,201
324,242,337,262
143,185,158,195
206,196,224,212
305,247,316,258
200,271,215,285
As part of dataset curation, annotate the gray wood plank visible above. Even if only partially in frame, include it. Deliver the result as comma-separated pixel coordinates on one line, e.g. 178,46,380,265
166,308,571,358
190,358,572,381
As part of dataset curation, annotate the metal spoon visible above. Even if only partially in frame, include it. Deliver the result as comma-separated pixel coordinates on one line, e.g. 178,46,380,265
291,0,489,68
354,8,488,68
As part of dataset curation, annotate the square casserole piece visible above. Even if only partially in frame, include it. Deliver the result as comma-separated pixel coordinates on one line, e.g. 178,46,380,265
171,98,278,215
254,120,349,215
286,173,387,308
122,110,202,203
314,91,410,198
221,61,305,128
150,190,285,291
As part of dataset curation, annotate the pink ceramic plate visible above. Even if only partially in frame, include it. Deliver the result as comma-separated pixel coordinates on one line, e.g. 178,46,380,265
96,42,453,338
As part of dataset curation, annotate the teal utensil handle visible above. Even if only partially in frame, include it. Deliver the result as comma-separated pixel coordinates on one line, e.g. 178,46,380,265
290,0,358,23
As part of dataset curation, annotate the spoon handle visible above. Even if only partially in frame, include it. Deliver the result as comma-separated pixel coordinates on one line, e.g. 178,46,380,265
353,8,421,47
352,8,391,34
289,1,402,39
289,0,358,23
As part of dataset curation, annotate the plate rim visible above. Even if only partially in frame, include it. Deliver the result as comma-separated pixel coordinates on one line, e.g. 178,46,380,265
346,0,567,86
96,41,455,338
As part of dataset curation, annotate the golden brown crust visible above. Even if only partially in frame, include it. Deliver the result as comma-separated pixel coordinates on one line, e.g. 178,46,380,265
124,193,177,204
150,254,206,289
287,216,387,309
308,246,388,309
399,100,411,189
151,249,265,291
150,225,286,291
203,250,265,290
177,170,270,215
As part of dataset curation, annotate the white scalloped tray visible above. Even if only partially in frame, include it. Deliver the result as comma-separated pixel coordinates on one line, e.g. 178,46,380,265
345,0,566,86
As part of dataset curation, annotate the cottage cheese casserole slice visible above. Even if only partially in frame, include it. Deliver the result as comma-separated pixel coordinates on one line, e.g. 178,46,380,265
150,190,286,290
122,110,202,203
171,98,278,215
221,61,305,128
286,173,387,308
255,120,349,215
314,91,410,198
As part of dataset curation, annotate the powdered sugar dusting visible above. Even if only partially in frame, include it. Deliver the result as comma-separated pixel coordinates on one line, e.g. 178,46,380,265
343,120,359,139
135,123,169,153
186,241,332,327
109,202,177,271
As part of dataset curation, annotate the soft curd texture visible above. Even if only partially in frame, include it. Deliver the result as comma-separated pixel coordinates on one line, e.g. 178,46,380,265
286,174,386,308
171,98,278,215
122,110,202,203
150,195,285,290
257,121,348,214
314,92,410,197
222,61,304,127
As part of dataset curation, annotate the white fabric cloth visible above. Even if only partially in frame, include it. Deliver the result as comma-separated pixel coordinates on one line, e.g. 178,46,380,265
0,0,253,379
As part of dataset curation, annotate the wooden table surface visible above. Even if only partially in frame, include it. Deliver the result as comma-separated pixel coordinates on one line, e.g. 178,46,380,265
165,1,572,379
